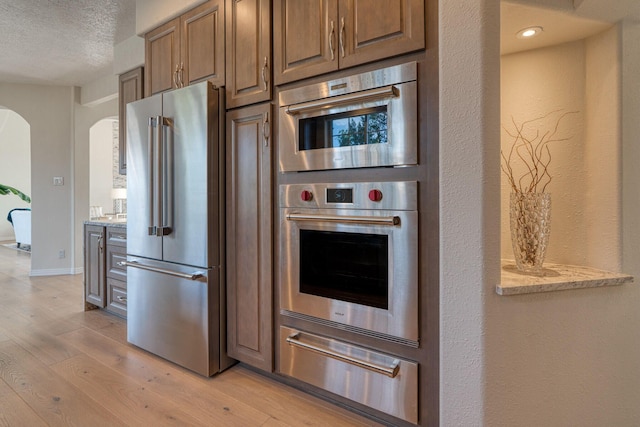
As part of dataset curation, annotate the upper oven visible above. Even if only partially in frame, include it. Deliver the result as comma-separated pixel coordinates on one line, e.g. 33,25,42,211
279,181,418,345
278,62,418,172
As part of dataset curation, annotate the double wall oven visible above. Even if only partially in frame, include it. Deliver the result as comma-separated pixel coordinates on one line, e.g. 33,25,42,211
277,63,420,424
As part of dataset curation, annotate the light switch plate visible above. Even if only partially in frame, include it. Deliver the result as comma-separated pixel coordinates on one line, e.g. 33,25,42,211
53,176,64,186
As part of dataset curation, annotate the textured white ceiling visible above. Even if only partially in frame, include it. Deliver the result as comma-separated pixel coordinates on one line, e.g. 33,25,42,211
0,0,135,86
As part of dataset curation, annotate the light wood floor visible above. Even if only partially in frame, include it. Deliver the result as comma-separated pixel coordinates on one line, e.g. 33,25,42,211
0,244,381,426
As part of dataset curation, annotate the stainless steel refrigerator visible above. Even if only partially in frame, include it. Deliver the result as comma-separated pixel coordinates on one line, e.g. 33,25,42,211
124,81,233,376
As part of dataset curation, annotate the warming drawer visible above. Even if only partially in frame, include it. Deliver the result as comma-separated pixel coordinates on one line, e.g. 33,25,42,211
279,326,418,424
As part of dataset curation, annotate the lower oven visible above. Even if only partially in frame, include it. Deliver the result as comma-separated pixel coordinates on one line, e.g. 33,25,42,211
279,181,418,345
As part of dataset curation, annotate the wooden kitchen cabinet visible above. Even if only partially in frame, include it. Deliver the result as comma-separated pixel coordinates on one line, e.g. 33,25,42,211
274,0,425,85
85,224,106,308
145,0,224,97
226,102,273,371
118,67,144,175
105,227,128,317
84,224,128,318
225,0,271,109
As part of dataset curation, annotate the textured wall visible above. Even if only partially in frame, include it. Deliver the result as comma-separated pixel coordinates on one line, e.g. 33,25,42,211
439,0,501,424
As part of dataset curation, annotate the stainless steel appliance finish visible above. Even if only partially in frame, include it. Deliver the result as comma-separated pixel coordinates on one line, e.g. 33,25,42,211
280,181,419,344
279,326,419,424
125,82,233,376
278,62,418,172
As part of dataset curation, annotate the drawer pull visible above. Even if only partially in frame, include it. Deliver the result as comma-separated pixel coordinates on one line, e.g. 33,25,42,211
286,332,400,378
115,295,127,303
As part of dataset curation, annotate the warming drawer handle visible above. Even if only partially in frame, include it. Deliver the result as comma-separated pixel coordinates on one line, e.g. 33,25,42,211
117,261,204,281
286,213,400,226
285,85,399,116
286,333,400,378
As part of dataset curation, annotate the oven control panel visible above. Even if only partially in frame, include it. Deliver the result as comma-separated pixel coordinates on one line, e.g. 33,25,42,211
281,181,417,211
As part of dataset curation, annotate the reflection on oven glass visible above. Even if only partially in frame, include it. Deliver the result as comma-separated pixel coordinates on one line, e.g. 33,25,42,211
299,106,388,151
299,229,388,309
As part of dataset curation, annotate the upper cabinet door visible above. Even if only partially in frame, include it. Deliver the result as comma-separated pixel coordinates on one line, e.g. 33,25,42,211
145,18,181,97
225,0,272,109
273,0,338,86
338,0,425,69
181,0,225,88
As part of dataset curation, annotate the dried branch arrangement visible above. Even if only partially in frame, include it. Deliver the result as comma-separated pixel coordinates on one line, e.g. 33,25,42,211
501,110,578,194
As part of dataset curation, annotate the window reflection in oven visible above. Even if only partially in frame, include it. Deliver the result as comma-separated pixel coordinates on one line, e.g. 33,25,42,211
298,106,388,151
299,229,388,309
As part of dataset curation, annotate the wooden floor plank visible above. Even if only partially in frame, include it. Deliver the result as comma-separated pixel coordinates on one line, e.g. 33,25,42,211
0,340,127,427
0,376,48,427
58,328,272,426
50,354,218,426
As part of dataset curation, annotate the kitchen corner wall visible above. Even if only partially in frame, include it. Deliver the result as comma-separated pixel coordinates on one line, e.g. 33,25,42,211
441,1,640,425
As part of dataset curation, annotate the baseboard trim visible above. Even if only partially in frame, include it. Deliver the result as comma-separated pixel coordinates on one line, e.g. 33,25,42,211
30,267,83,277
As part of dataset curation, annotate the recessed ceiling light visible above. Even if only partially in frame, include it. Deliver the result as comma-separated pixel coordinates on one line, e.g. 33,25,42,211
516,26,543,39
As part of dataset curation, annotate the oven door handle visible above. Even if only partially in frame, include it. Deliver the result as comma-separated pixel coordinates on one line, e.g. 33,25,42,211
285,85,398,116
286,212,400,226
286,333,400,378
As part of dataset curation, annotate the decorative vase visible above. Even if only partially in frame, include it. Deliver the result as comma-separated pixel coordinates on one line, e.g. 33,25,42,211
509,192,551,275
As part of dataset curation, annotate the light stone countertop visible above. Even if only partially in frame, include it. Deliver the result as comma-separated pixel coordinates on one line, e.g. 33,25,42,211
497,261,634,296
84,219,127,229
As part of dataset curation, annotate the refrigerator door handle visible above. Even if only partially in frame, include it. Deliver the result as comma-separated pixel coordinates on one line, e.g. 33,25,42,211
147,117,156,236
156,116,172,236
118,260,205,281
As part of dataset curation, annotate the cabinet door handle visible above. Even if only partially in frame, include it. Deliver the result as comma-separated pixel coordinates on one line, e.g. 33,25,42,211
286,332,400,378
261,56,269,92
339,17,345,58
262,112,270,147
173,64,180,88
329,20,335,61
179,62,184,87
98,235,103,253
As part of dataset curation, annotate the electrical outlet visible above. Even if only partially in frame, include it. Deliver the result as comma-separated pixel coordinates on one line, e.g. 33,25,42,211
58,250,65,259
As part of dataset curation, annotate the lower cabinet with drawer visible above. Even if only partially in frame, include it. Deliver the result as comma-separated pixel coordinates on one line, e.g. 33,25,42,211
279,326,419,425
84,223,127,318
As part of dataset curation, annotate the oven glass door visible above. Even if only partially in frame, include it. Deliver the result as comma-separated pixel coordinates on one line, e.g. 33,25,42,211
299,229,389,309
281,208,419,343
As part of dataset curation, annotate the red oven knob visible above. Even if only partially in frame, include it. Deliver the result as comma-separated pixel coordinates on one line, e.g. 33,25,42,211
368,189,383,202
300,190,313,202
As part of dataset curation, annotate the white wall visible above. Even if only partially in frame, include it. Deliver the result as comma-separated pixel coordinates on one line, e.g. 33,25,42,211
0,84,74,275
439,0,501,423
0,109,31,241
89,119,116,215
442,1,640,426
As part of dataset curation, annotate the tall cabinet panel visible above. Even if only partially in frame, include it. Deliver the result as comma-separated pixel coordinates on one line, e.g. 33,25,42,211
273,0,338,85
118,67,144,175
226,103,272,370
225,0,271,109
84,224,106,308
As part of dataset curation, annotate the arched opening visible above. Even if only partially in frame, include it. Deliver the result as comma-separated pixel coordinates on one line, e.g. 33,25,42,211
89,117,125,220
0,107,31,250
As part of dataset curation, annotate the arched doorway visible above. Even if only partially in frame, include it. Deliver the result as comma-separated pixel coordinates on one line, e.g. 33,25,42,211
0,107,31,245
